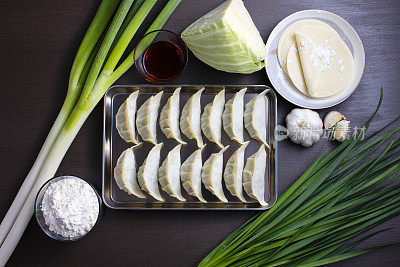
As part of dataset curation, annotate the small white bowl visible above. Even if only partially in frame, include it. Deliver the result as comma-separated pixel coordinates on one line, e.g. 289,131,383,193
34,175,102,242
265,9,365,109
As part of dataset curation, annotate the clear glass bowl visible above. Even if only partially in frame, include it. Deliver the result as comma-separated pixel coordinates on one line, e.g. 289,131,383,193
34,175,102,242
134,29,188,84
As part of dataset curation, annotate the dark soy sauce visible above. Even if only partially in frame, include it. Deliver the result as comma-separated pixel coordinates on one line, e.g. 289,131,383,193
142,41,185,81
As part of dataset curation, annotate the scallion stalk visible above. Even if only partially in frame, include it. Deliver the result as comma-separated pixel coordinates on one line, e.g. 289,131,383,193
0,0,181,264
0,0,120,247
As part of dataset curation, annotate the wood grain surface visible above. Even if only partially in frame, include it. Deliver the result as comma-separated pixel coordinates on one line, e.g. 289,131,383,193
0,0,399,266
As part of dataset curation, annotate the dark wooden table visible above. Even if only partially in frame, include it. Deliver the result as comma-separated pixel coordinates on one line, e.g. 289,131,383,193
1,0,399,266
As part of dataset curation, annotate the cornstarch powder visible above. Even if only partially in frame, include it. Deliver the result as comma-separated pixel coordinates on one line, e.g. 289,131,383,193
41,177,99,238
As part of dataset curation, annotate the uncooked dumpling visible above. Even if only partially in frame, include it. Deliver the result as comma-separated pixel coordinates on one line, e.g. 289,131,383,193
181,147,206,203
158,144,185,201
114,144,145,198
201,90,225,148
160,88,186,144
201,146,229,202
136,91,163,145
243,144,267,206
223,141,249,202
222,88,246,143
137,143,164,201
244,89,270,149
115,91,139,144
180,88,205,148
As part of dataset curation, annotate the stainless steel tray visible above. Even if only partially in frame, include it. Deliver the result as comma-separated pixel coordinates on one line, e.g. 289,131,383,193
102,85,277,210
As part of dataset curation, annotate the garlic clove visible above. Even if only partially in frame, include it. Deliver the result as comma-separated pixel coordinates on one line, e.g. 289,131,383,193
334,120,350,142
324,111,346,129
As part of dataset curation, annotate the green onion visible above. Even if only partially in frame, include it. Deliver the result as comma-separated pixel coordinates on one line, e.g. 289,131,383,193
0,0,120,247
199,89,400,266
0,0,181,264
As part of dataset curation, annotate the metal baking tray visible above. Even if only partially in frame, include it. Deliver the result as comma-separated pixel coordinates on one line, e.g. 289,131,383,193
102,85,277,210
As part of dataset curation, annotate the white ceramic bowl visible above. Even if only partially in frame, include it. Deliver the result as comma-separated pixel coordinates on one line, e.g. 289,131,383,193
265,9,365,109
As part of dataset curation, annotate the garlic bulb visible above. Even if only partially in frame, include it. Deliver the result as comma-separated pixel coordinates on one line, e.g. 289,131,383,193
334,120,351,142
285,109,323,147
324,111,346,129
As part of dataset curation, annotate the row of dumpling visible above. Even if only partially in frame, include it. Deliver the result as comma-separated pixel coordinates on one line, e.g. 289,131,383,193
114,142,268,205
115,87,270,149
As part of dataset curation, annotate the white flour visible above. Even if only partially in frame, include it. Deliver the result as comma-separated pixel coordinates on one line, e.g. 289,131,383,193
41,177,99,238
299,38,336,72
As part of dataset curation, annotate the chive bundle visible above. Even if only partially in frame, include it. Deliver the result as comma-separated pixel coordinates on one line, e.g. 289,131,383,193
200,90,400,266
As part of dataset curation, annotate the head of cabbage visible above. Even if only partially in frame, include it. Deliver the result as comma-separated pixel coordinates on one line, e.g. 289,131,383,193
181,0,266,74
